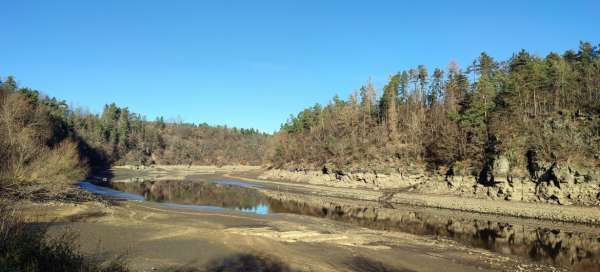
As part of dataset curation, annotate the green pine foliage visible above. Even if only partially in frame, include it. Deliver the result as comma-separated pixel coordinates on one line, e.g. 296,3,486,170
0,78,269,187
271,42,600,173
1,41,598,182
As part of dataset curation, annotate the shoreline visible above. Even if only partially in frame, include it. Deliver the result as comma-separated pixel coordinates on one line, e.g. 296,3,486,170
37,165,596,271
226,172,600,225
92,164,600,224
21,182,558,271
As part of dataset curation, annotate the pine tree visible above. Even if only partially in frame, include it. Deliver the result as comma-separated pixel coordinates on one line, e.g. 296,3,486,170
418,65,428,106
429,68,444,107
118,107,131,152
381,74,400,138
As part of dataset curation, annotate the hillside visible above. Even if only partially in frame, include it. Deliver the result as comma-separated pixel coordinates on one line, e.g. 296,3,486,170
2,41,599,206
0,80,269,189
266,42,600,205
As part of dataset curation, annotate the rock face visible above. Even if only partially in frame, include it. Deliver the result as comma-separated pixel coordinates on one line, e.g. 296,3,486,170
447,159,600,206
259,168,426,189
533,164,600,206
261,159,600,206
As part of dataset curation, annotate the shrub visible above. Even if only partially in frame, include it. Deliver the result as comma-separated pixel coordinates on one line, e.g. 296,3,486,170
28,140,89,185
0,91,88,187
0,201,127,272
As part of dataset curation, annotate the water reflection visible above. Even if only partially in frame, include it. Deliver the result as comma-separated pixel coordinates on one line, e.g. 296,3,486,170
112,180,268,211
80,181,145,201
83,179,600,270
265,191,600,271
83,180,270,215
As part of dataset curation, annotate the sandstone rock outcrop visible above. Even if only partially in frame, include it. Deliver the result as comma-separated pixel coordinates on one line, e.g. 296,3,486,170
261,158,600,206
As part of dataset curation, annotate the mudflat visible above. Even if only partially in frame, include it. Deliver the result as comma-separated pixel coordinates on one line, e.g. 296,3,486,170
24,199,554,272
25,165,597,271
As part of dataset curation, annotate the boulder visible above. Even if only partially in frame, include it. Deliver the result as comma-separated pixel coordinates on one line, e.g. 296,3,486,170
537,181,572,205
492,156,510,178
554,165,575,185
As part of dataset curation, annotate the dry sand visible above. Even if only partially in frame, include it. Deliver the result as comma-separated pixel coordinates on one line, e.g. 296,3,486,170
23,199,558,272
24,165,587,271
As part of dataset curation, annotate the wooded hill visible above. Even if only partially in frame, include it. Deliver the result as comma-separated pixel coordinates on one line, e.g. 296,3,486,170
2,41,599,187
0,80,268,186
270,42,600,181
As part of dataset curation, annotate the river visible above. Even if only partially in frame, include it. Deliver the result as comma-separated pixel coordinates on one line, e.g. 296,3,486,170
80,177,600,271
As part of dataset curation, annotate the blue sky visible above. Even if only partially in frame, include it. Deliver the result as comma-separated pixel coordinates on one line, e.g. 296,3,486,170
1,0,598,133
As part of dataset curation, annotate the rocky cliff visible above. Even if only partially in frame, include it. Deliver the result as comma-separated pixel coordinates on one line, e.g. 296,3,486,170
260,159,600,206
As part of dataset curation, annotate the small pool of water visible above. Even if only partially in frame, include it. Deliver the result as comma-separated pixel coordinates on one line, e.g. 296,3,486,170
80,182,145,201
79,180,270,215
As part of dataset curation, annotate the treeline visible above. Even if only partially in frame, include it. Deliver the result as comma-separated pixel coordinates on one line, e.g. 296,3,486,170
0,78,89,186
0,77,268,186
271,42,600,177
3,41,599,185
72,103,268,166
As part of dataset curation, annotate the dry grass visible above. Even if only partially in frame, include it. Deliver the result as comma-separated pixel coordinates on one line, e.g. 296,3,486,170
0,201,127,272
0,92,88,188
28,140,89,185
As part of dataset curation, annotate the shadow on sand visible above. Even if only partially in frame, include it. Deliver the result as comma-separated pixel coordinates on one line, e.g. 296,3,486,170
345,256,416,272
162,253,410,272
164,253,293,272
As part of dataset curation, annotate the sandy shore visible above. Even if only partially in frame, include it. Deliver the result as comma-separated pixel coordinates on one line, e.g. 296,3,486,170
31,164,600,271
22,198,558,272
108,165,262,183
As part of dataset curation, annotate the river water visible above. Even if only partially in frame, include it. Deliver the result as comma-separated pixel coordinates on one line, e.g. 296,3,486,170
80,178,600,271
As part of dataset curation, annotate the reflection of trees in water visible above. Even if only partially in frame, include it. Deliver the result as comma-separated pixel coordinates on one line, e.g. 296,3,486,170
111,180,268,209
528,228,600,270
471,221,515,251
267,195,600,269
107,182,600,269
529,229,562,262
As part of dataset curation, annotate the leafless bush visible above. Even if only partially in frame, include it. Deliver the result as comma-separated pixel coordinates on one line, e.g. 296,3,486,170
0,201,128,272
0,92,88,188
28,140,88,185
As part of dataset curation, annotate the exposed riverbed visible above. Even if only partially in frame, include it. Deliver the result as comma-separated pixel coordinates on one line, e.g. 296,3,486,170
80,174,600,271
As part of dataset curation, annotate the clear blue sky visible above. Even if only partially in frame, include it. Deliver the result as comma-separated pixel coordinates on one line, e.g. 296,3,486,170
1,0,598,133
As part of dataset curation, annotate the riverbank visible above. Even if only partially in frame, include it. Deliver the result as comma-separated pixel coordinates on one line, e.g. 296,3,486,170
107,165,262,183
46,164,600,270
104,165,600,224
19,192,560,271
232,170,600,225
259,164,600,206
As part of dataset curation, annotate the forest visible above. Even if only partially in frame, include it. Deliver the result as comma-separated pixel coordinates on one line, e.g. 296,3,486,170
1,41,599,271
270,42,600,181
0,80,268,186
1,41,599,187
